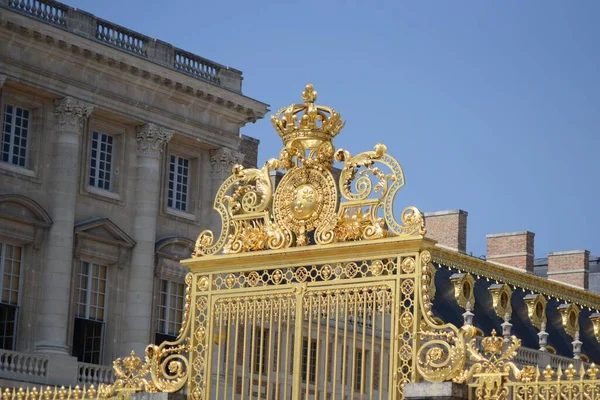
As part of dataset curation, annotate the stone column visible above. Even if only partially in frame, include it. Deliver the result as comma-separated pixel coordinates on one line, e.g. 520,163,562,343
36,97,93,354
207,147,244,231
120,123,173,356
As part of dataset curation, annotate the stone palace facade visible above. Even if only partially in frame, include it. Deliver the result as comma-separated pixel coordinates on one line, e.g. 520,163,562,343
0,0,267,387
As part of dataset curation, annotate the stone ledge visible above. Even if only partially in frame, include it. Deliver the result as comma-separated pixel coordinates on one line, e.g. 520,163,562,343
424,210,468,217
486,231,533,238
549,250,589,256
404,382,468,400
487,252,534,258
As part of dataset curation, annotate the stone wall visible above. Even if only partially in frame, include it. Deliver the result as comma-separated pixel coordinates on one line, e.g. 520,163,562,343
0,0,268,385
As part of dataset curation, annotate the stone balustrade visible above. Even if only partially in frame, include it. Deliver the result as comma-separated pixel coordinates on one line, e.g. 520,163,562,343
514,346,540,367
7,0,67,26
0,349,118,387
77,363,115,385
2,0,243,92
0,350,49,384
95,20,147,57
469,336,586,370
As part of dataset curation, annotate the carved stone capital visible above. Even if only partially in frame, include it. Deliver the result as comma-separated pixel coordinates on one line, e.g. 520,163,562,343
0,75,7,89
54,97,93,134
209,147,245,175
136,123,173,158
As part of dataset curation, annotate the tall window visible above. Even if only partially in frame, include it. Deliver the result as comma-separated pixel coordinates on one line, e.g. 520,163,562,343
2,104,30,167
253,328,269,374
89,131,113,190
0,243,22,350
72,262,107,364
156,280,184,344
167,155,189,212
301,338,317,383
354,348,367,392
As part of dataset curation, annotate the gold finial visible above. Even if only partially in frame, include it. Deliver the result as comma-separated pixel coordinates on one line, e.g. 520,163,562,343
301,83,317,104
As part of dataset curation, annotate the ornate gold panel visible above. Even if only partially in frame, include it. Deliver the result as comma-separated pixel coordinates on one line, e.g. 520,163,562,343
192,84,425,257
449,273,475,309
488,283,512,319
523,294,547,331
591,313,600,342
557,303,580,339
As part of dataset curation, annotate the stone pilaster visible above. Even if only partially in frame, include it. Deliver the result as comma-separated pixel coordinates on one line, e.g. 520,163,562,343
35,97,93,354
120,123,173,356
207,147,244,231
0,74,7,88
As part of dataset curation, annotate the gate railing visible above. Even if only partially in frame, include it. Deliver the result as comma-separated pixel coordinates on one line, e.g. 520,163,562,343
165,240,430,400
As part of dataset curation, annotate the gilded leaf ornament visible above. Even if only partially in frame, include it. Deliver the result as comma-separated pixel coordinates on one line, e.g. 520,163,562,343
193,83,425,256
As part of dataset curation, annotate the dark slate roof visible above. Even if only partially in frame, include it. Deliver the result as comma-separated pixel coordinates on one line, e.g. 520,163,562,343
533,256,600,293
432,262,600,364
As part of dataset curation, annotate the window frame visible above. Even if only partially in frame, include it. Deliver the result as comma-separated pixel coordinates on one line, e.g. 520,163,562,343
0,242,23,351
88,131,115,192
253,327,269,375
167,154,191,212
353,348,367,393
0,89,43,181
301,337,317,384
80,118,126,204
2,104,30,168
155,279,185,343
160,141,201,223
72,260,108,364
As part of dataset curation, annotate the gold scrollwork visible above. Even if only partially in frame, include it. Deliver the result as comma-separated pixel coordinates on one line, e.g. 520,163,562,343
144,274,193,393
417,251,474,383
454,330,536,400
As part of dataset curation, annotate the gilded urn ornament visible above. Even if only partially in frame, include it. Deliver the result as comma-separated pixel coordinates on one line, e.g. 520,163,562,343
193,83,425,256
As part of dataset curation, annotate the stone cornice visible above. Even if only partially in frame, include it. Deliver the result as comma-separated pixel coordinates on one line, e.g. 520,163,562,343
0,13,268,124
136,123,173,158
0,60,242,150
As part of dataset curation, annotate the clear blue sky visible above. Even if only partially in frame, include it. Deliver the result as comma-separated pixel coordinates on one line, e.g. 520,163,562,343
65,0,600,259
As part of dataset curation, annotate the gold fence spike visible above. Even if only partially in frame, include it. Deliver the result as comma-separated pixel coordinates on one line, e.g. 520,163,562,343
84,386,92,400
587,363,599,379
72,386,81,400
543,365,555,381
578,364,586,381
557,365,564,381
565,363,576,380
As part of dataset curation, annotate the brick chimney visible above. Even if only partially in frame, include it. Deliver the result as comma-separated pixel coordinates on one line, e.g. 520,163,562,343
424,210,467,253
547,250,589,289
486,231,534,272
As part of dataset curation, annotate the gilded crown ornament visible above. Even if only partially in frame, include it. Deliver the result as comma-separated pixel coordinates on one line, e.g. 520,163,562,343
481,329,505,354
193,83,425,256
271,83,345,150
